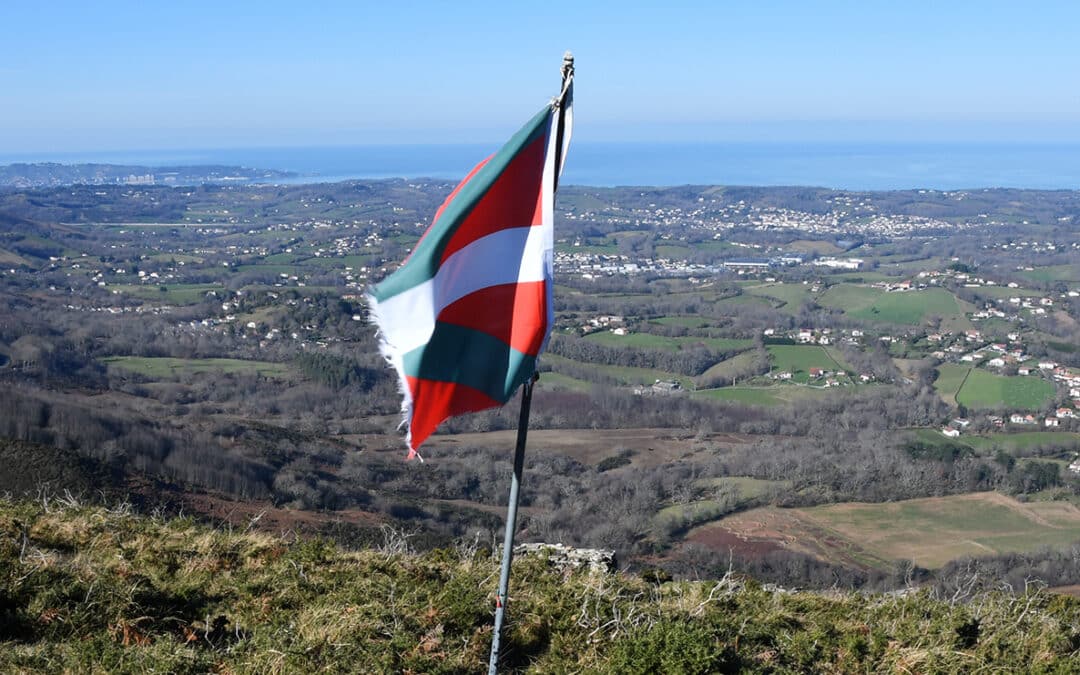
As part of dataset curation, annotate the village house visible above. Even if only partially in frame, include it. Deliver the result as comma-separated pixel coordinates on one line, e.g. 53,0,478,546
1069,457,1080,475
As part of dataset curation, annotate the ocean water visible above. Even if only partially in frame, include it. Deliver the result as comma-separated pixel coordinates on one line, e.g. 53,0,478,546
3,142,1080,191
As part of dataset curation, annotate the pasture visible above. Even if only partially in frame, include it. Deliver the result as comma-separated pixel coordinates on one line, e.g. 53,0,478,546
101,356,292,379
767,344,850,382
957,368,1056,411
819,285,966,326
694,385,846,407
962,431,1080,453
541,353,695,389
800,492,1080,568
584,331,752,353
933,364,971,405
695,492,1080,570
744,282,818,311
111,283,225,304
1020,264,1080,283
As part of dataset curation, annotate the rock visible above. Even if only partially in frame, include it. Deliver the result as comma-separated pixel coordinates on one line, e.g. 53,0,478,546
513,542,617,574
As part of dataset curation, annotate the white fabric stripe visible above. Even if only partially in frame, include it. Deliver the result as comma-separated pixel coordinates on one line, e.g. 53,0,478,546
373,218,553,357
539,99,559,354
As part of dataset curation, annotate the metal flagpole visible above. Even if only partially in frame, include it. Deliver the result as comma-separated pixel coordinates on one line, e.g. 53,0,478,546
487,52,573,675
487,372,536,675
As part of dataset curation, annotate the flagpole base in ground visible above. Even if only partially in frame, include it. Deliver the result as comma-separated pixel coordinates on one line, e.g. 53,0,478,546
487,373,537,675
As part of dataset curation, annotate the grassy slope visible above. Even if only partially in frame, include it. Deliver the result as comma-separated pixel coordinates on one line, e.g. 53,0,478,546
101,356,292,379
819,285,967,326
933,364,971,406
800,492,1080,568
695,350,761,384
583,331,752,352
110,284,225,304
3,499,1080,673
957,369,1057,411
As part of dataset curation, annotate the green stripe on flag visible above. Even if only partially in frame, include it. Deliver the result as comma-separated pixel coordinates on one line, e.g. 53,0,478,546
370,105,551,303
402,321,536,403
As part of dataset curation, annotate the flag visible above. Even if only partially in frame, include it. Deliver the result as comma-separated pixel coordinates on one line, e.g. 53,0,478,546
368,89,573,458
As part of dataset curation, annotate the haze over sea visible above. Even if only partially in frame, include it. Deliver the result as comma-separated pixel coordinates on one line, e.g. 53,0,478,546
3,142,1079,191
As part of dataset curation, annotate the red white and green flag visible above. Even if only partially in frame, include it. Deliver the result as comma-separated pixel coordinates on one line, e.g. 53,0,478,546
368,90,573,458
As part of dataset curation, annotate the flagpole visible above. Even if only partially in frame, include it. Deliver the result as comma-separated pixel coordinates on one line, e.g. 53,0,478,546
488,52,573,675
487,372,536,675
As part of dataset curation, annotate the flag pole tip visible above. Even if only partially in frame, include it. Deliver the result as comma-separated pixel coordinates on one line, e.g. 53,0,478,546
562,51,574,78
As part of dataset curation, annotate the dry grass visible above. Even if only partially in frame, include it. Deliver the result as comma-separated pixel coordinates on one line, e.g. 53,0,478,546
4,496,1080,673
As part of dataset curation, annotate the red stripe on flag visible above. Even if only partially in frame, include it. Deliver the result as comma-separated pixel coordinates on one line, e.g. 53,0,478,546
436,281,549,356
407,156,492,263
406,376,502,450
438,132,548,264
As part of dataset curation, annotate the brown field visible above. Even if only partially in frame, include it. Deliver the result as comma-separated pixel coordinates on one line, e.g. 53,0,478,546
1049,585,1080,597
686,507,892,570
686,492,1080,570
388,428,756,469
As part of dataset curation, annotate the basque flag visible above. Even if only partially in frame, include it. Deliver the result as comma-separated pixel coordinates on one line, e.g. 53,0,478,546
368,89,573,458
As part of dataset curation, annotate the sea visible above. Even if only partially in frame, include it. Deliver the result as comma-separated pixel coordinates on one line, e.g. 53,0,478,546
3,142,1080,191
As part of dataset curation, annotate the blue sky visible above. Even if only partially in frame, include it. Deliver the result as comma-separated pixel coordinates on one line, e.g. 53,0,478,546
3,1,1080,152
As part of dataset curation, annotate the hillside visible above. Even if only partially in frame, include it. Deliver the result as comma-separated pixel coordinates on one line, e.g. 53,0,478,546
3,499,1080,673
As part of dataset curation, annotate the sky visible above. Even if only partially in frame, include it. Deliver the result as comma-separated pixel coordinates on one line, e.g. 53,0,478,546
3,1,1080,153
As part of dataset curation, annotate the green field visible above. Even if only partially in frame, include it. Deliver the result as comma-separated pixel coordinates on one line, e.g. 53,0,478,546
101,356,292,379
933,364,972,404
699,476,791,501
767,344,850,382
713,294,776,311
962,432,1080,453
852,288,963,324
744,282,818,311
799,492,1080,568
111,283,225,304
694,385,841,407
1019,264,1080,283
957,369,1056,411
651,316,712,329
695,351,763,386
542,354,694,389
817,284,881,311
819,285,966,326
694,387,785,406
655,500,728,530
584,331,752,353
966,286,1042,299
